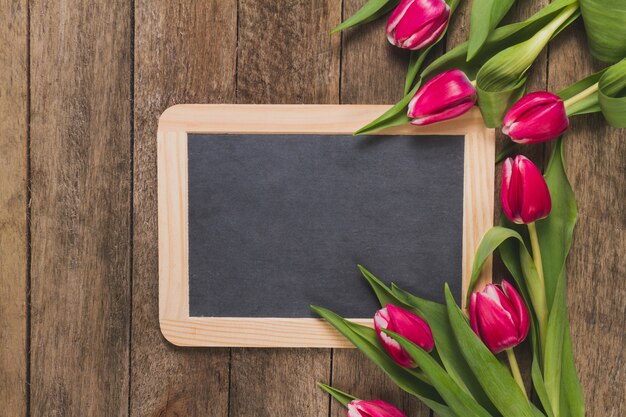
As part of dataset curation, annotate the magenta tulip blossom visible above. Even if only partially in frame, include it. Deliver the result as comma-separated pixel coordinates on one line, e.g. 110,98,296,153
386,0,450,50
374,304,434,368
502,92,569,144
407,69,477,126
469,280,530,354
348,399,407,417
501,155,552,224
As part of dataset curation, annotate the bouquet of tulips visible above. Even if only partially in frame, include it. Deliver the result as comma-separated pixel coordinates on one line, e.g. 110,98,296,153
311,1,626,417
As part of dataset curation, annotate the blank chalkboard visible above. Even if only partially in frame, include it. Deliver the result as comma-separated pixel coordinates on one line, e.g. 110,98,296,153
188,133,464,318
158,104,494,347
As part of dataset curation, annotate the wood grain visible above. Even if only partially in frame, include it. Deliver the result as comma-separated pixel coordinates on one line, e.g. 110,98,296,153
131,1,237,416
28,0,132,415
340,1,409,104
0,0,28,415
548,22,626,417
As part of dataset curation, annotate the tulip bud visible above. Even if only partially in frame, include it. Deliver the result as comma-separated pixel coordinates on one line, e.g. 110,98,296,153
469,280,530,354
501,155,551,224
374,304,434,368
502,92,569,144
386,0,450,50
348,400,407,417
407,69,477,126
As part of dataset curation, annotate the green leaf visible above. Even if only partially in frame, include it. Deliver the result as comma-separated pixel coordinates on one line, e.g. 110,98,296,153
532,355,555,417
558,69,606,116
444,286,537,417
357,265,415,310
599,58,626,127
331,0,399,34
580,0,626,63
476,3,580,126
467,226,529,305
354,86,416,135
535,138,577,309
543,271,566,417
391,285,500,416
384,330,494,417
317,383,356,407
468,0,517,60
560,323,586,417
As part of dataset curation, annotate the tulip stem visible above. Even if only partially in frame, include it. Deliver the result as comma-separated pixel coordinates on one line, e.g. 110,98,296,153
527,222,549,354
563,82,599,111
506,349,527,398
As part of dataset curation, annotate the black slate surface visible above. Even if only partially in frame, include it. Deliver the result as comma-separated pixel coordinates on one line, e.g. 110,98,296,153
187,133,464,318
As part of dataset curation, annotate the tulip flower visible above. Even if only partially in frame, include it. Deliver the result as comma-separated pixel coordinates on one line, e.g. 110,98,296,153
407,69,477,126
502,92,569,144
347,399,407,417
386,0,450,50
501,155,551,225
374,304,434,368
469,280,530,354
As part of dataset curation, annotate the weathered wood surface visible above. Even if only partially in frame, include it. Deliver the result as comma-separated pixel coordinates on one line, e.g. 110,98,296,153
28,1,132,416
1,0,623,416
0,0,28,415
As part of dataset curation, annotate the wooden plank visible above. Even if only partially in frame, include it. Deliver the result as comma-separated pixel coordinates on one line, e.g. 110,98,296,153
548,21,626,416
228,1,340,415
340,1,409,104
0,0,28,415
28,1,132,415
131,1,237,416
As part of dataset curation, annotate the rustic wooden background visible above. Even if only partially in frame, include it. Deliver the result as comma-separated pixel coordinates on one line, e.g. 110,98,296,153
1,0,624,416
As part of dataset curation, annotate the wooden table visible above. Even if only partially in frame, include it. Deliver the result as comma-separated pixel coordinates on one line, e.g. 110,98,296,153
1,1,624,416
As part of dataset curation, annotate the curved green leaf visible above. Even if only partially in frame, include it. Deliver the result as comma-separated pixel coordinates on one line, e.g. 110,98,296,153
599,58,626,127
560,323,585,417
317,383,356,407
559,69,606,116
543,271,566,417
357,265,415,310
385,330,494,417
580,0,626,63
444,286,537,417
468,0,516,60
331,0,399,34
535,138,577,309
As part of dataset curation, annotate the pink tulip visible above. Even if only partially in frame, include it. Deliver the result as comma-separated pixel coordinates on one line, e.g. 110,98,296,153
502,92,569,144
374,304,434,368
469,280,530,354
348,400,407,417
501,155,552,224
407,69,477,126
386,0,450,50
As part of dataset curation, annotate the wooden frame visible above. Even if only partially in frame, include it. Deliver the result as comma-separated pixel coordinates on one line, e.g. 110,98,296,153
158,104,495,347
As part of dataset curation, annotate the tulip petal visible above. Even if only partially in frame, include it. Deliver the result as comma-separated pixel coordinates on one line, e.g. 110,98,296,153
517,156,552,223
501,157,523,224
374,308,415,368
386,304,435,352
503,92,569,144
387,0,450,50
410,100,475,126
350,399,408,417
501,280,530,342
475,292,520,353
469,292,479,336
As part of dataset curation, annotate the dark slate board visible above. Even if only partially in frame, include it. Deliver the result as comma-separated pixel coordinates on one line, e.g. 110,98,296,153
188,134,464,318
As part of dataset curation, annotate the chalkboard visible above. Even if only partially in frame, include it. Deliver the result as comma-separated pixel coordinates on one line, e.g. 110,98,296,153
158,105,495,347
188,133,464,318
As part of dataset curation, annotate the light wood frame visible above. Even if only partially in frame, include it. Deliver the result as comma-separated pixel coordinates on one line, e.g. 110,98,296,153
158,104,495,347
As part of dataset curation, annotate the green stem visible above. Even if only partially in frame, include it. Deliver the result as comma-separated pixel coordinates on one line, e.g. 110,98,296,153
506,349,528,399
527,222,549,354
563,82,599,109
